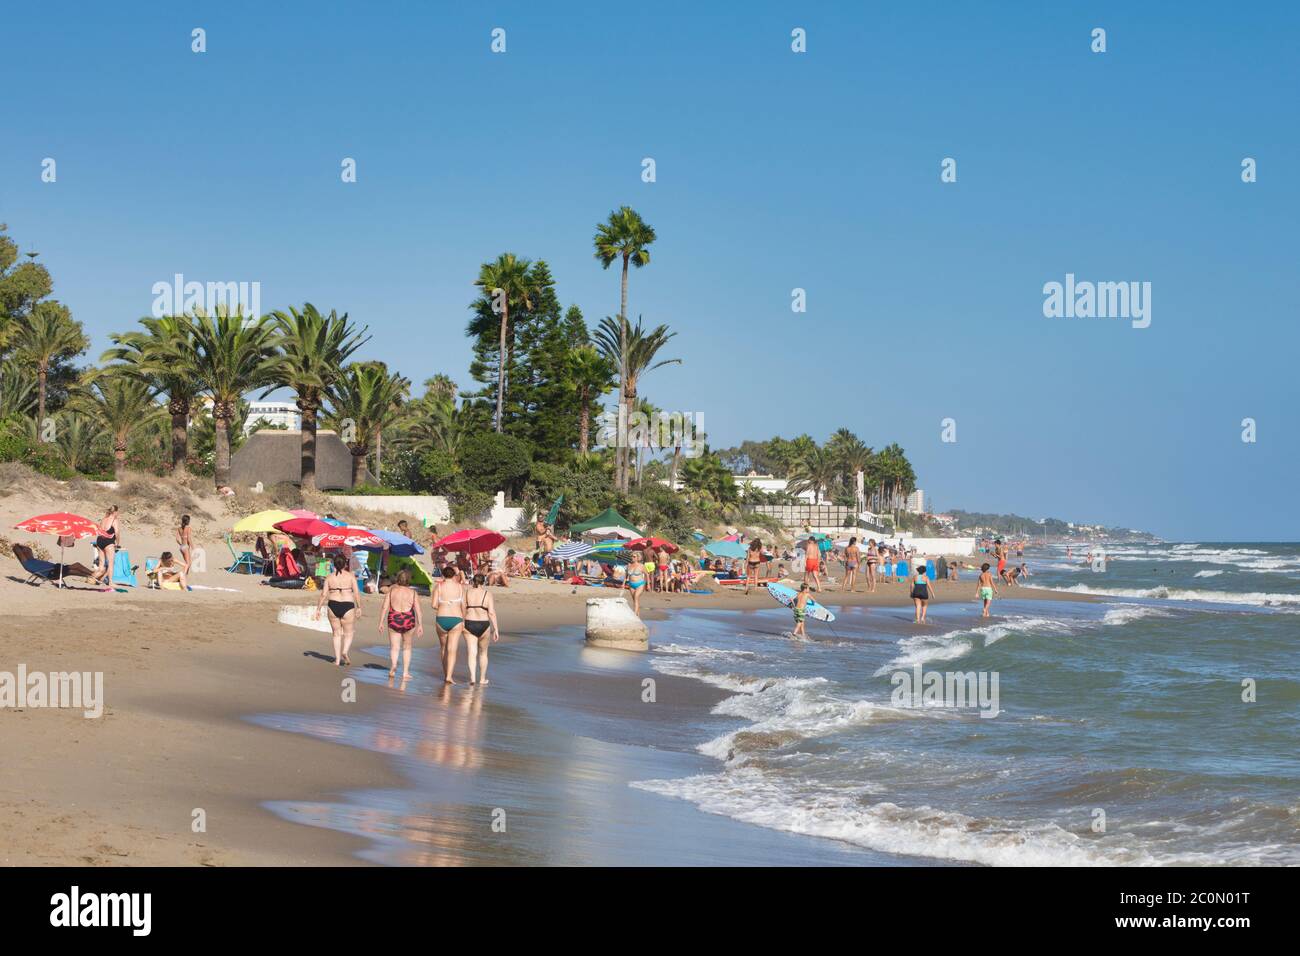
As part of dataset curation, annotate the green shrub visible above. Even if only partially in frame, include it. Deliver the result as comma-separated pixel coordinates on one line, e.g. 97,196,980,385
458,432,533,498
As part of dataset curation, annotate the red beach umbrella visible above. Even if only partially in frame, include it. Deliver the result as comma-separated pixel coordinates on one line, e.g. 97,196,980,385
14,512,101,588
434,528,505,555
14,512,99,539
274,517,334,538
627,536,678,553
311,526,385,549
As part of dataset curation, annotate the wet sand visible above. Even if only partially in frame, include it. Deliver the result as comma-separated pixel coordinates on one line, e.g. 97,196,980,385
1,567,1089,865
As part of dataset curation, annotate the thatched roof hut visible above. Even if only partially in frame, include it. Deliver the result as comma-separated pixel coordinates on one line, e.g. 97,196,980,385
230,430,369,490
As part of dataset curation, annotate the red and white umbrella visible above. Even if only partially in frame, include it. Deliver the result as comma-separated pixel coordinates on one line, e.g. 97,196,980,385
433,528,505,555
310,526,385,549
628,536,679,553
14,512,100,587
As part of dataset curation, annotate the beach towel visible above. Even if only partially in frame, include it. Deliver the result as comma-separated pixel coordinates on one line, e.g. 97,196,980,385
275,549,301,578
112,551,137,587
926,561,936,581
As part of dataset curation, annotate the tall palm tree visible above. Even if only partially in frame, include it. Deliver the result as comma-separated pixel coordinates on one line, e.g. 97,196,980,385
786,446,839,505
103,314,200,474
565,344,615,456
593,206,656,491
77,372,164,479
593,315,680,488
325,362,410,487
189,310,279,489
266,304,370,491
399,393,467,458
473,254,538,433
14,302,87,425
0,360,36,424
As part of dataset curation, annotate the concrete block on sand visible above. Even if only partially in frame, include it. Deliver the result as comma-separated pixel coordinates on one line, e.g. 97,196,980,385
585,597,648,651
277,604,333,633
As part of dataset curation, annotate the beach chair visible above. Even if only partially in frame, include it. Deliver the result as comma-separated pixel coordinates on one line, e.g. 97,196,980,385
11,545,97,587
225,534,262,574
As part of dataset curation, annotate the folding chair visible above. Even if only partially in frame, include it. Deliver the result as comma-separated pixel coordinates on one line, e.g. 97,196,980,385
225,534,262,574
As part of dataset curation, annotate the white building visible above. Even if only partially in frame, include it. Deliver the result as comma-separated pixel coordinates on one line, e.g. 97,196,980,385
244,401,301,435
905,489,925,514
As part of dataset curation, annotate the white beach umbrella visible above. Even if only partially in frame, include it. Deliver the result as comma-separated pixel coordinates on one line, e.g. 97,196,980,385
552,540,595,561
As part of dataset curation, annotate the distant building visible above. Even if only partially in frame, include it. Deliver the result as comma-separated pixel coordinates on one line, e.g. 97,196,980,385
905,489,925,514
231,429,366,490
243,401,301,435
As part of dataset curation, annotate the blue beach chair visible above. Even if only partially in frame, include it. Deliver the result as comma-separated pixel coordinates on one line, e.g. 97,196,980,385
225,534,262,574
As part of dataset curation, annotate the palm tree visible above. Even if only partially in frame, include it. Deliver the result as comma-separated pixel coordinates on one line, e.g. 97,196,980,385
14,302,87,425
593,206,656,491
189,310,279,489
473,254,538,433
325,362,410,486
0,360,36,424
266,304,370,491
19,413,104,473
565,344,615,456
593,314,679,491
103,315,200,474
786,446,839,505
77,372,164,479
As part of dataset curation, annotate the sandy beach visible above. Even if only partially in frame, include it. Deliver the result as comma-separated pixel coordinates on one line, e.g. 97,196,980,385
1,471,1092,866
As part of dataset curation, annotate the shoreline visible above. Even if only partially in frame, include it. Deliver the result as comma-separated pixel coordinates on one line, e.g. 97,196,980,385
1,572,1095,866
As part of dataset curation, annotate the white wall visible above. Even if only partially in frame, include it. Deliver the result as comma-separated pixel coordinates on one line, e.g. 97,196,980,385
901,537,976,556
323,491,525,534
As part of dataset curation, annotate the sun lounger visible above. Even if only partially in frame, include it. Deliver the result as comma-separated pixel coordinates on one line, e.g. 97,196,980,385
12,544,97,586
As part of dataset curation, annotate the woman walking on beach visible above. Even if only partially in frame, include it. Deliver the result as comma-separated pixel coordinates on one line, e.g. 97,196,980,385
176,514,194,572
626,555,647,615
463,573,500,685
91,505,121,585
432,565,466,684
315,554,362,666
911,565,933,623
864,539,878,592
745,538,764,594
379,567,422,680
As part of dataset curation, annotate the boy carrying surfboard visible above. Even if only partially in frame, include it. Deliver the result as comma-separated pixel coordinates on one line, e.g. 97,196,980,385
793,583,810,638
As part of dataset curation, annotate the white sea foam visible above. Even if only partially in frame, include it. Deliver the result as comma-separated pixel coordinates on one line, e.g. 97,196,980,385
1059,584,1300,607
631,767,1237,866
874,616,1076,674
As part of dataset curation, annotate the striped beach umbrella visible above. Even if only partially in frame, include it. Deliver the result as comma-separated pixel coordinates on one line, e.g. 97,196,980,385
551,540,594,561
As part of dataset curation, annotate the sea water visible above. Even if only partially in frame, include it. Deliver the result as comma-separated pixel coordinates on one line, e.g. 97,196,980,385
634,543,1300,866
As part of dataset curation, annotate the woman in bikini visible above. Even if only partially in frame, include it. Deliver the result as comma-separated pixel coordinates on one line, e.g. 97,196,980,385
91,505,120,585
626,555,647,616
314,554,361,666
432,564,466,684
843,536,860,592
463,573,500,685
744,538,764,594
176,514,194,572
379,567,422,680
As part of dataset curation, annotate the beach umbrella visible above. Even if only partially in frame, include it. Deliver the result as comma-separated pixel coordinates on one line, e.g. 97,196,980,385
274,517,331,538
311,526,386,549
289,509,318,520
704,539,747,560
232,509,296,533
627,536,679,553
545,495,563,525
434,528,506,555
551,540,595,562
358,528,425,557
14,512,100,588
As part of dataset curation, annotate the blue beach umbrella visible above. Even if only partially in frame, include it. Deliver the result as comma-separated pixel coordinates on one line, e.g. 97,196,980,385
705,539,747,560
356,528,425,556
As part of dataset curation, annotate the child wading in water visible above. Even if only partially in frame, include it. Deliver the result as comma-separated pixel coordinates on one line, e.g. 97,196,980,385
792,583,811,639
911,564,932,623
976,562,998,617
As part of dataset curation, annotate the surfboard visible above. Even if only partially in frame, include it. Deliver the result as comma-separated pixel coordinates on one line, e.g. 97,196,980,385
764,583,836,622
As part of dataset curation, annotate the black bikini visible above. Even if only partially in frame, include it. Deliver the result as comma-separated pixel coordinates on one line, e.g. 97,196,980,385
327,579,355,619
465,592,491,637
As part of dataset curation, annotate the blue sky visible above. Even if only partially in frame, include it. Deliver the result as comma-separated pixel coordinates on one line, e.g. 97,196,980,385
3,1,1296,540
